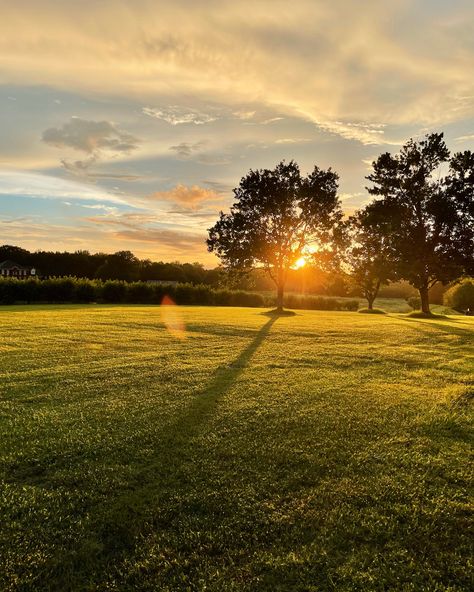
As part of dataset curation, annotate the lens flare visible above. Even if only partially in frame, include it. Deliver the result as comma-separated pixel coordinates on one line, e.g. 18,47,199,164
161,295,186,339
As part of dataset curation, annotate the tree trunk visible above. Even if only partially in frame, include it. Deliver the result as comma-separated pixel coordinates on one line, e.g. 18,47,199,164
419,284,430,314
367,296,374,310
276,283,284,313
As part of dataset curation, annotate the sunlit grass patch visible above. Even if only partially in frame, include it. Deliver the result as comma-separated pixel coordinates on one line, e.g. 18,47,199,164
0,305,472,591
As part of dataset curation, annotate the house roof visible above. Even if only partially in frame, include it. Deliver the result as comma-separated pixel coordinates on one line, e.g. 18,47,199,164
0,260,32,270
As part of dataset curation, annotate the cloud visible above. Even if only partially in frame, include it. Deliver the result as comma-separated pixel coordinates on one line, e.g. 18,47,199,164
168,141,231,165
274,138,311,144
42,117,141,180
2,1,473,142
60,157,142,181
233,110,256,120
261,117,285,125
0,170,127,205
85,211,207,251
112,228,206,250
455,134,474,142
0,211,212,262
60,155,98,177
81,204,118,213
42,117,140,154
143,106,217,125
169,141,206,158
146,184,222,211
202,180,233,194
304,119,397,146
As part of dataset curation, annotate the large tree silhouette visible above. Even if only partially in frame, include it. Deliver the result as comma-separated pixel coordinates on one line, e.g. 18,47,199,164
207,160,342,312
366,133,474,314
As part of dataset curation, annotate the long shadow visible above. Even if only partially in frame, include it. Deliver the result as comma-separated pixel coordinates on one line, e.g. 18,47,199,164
401,316,474,341
90,315,278,556
176,315,277,431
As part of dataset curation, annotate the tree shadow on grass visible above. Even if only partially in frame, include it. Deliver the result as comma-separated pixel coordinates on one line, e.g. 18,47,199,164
400,316,474,342
92,315,279,556
165,314,278,438
2,315,280,589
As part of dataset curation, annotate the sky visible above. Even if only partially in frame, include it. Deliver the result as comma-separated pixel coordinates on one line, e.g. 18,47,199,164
0,0,473,266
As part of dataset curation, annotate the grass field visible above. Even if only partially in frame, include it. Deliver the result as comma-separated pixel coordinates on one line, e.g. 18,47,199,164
0,305,473,591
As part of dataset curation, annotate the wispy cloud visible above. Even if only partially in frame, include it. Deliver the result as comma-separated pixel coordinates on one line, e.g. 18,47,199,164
455,133,474,142
274,138,311,145
0,170,127,205
143,106,217,125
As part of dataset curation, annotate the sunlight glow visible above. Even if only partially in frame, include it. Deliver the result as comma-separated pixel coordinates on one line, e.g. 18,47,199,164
293,256,307,269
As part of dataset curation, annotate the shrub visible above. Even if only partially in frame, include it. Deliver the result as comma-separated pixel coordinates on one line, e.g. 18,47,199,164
282,294,359,311
230,290,265,308
74,280,97,303
38,278,76,302
23,279,41,303
0,277,359,311
214,289,233,306
101,281,127,303
126,282,154,304
444,279,474,312
0,279,20,304
407,296,421,310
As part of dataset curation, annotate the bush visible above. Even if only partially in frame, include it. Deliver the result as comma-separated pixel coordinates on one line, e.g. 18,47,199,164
283,294,358,311
126,282,154,304
0,279,21,304
101,281,127,303
0,277,359,311
407,296,421,310
444,279,474,312
74,280,97,303
214,289,234,306
230,290,265,308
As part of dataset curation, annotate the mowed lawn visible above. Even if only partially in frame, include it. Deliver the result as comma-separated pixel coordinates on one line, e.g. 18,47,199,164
0,306,473,592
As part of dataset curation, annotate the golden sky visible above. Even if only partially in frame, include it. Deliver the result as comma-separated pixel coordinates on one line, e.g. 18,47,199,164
0,0,473,263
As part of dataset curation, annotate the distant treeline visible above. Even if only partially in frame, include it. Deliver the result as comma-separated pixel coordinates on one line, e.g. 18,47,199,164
0,244,428,299
0,277,359,311
0,245,221,285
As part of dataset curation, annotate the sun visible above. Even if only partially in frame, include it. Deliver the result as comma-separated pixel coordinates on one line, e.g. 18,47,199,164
293,256,307,269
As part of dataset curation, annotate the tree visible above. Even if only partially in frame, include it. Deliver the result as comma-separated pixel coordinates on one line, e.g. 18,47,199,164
95,250,140,281
366,133,474,314
444,150,474,277
207,160,342,312
345,207,395,310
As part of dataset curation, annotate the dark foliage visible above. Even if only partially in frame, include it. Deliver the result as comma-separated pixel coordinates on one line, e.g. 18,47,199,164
0,277,359,311
366,133,474,313
208,160,343,311
345,207,396,309
0,245,222,286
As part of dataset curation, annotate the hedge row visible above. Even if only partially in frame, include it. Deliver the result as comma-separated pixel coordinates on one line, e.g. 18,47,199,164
0,278,359,311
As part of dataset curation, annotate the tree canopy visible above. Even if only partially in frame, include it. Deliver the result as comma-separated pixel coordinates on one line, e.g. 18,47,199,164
365,133,474,313
207,160,343,311
345,207,396,310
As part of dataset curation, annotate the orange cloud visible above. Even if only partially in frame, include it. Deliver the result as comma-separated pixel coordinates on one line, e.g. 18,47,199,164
147,184,224,211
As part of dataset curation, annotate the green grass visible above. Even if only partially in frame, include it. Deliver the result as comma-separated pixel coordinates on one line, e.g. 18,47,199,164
1,305,473,591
